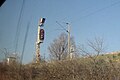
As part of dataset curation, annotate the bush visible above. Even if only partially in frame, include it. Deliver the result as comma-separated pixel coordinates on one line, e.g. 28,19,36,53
1,57,120,80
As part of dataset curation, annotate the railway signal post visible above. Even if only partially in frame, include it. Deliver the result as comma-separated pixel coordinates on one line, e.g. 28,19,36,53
36,18,45,63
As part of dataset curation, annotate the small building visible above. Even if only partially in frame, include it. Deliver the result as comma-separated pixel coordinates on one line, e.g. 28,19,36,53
7,56,16,65
6,53,18,65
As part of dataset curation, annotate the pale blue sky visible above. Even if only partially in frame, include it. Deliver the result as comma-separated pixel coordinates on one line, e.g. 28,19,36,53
0,0,120,63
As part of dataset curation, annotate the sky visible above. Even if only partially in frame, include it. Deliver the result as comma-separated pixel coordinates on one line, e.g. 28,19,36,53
0,0,120,63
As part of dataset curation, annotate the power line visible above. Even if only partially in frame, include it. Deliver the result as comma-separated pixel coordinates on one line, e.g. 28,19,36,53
49,0,120,31
56,21,68,32
72,0,120,23
20,21,30,65
19,21,30,80
14,0,26,53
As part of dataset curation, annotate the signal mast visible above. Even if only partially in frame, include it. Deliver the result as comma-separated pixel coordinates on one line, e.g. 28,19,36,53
36,18,45,63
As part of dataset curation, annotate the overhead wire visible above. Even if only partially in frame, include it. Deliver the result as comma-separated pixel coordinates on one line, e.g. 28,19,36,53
56,21,68,32
72,0,120,24
19,21,30,77
14,0,26,79
48,0,120,32
14,0,25,53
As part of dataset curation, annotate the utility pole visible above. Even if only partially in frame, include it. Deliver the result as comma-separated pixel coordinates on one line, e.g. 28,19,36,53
36,18,45,63
70,45,75,59
66,23,71,59
56,21,72,59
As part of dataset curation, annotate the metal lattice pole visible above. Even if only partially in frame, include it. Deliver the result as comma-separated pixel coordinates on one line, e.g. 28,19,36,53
36,18,45,63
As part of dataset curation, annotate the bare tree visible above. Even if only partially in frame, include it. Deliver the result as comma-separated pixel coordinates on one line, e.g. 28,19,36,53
79,37,105,60
48,33,76,60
